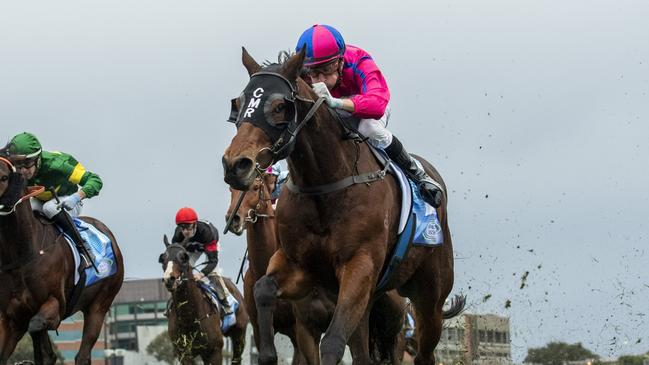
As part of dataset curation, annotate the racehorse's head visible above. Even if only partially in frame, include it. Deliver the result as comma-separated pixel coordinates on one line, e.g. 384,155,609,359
0,157,25,215
0,158,13,198
225,173,274,235
159,235,191,291
222,48,316,191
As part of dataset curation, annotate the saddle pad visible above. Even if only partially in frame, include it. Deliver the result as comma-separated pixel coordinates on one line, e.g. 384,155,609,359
61,218,118,286
369,147,443,245
197,278,239,332
408,176,444,246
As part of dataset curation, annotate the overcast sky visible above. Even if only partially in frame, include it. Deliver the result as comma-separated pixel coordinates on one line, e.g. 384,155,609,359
1,0,648,362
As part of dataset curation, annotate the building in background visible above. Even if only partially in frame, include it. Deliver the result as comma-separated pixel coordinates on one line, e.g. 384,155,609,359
435,313,512,365
104,278,169,352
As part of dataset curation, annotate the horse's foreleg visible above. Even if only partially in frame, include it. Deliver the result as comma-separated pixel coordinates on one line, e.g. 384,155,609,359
75,308,107,365
0,315,24,365
347,310,371,365
293,316,320,365
30,330,57,365
320,253,375,365
203,349,222,365
28,297,61,334
254,250,313,365
229,329,245,365
28,297,61,365
243,270,261,350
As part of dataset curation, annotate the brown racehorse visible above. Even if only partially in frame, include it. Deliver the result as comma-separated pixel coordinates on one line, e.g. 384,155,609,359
222,49,464,365
160,237,248,365
0,157,124,365
225,174,407,364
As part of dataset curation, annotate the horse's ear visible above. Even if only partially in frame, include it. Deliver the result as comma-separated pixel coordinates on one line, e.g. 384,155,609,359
242,47,261,76
283,48,306,82
163,234,170,247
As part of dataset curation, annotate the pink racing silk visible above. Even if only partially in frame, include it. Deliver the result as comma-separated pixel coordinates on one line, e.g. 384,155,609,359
330,45,390,119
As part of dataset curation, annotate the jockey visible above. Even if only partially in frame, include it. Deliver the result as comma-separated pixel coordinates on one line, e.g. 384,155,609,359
296,24,443,208
172,207,233,314
4,132,101,267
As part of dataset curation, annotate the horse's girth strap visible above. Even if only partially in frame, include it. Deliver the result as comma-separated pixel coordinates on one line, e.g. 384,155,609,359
285,163,388,195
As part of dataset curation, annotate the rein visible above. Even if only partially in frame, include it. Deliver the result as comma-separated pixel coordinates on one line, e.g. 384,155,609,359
0,157,45,216
246,71,326,162
244,178,274,223
224,175,275,234
245,72,389,196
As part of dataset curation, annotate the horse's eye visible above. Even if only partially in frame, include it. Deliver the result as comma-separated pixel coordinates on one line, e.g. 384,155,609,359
0,176,7,182
274,104,285,113
179,252,189,263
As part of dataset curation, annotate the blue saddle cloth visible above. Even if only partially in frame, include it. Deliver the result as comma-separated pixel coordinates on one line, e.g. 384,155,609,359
371,148,444,291
60,218,118,287
197,280,239,332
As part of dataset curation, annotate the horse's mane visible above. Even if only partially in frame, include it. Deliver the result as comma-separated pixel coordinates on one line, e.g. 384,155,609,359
261,50,293,70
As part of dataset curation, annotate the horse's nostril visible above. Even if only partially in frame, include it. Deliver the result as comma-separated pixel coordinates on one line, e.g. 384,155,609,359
232,215,241,227
233,158,253,176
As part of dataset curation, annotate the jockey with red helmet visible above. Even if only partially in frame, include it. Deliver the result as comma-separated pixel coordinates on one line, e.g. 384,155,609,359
296,24,443,208
172,207,233,314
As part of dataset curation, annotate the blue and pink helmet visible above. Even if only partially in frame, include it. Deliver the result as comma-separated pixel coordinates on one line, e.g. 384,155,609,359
295,24,346,67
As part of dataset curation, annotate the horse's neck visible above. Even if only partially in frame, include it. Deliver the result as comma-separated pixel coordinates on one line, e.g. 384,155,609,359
0,201,38,264
246,207,278,278
287,109,359,188
172,277,208,325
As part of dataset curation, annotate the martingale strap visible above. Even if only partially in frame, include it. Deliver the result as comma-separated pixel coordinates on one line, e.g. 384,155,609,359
284,158,389,195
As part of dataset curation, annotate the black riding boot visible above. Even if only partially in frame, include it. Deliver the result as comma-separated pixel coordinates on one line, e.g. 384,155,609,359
209,274,234,315
52,210,96,268
384,136,443,208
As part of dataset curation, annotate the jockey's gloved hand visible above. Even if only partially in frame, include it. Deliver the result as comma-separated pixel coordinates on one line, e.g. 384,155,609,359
312,82,344,109
61,192,82,211
193,272,205,281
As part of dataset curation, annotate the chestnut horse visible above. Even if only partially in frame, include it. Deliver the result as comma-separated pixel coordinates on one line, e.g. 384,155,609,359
0,157,124,365
160,237,248,365
225,173,407,364
222,49,462,365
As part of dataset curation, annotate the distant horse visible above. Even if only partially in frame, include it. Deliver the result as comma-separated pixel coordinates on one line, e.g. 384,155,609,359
222,49,464,365
159,236,248,364
225,173,407,364
0,157,124,365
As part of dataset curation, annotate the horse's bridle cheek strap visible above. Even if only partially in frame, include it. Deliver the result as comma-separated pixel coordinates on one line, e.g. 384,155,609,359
271,96,325,159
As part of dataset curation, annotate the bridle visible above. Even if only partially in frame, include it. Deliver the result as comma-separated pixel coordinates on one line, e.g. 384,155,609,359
0,157,44,216
243,176,275,224
228,68,388,197
163,243,192,291
228,70,325,168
